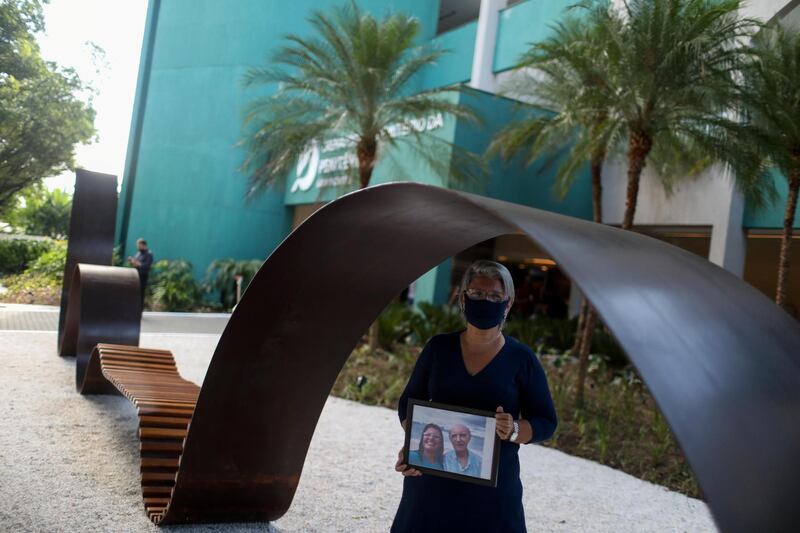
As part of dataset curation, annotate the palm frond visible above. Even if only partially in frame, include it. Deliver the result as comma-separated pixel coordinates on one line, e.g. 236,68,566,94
240,3,479,195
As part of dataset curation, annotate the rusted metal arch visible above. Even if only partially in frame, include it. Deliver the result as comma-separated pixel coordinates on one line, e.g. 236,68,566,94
58,169,119,354
61,263,141,391
63,183,798,529
127,182,797,531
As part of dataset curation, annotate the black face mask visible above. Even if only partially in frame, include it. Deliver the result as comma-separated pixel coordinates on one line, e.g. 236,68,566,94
464,296,508,330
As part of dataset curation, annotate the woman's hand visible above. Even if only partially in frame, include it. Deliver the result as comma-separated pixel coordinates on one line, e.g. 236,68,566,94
495,406,514,440
395,447,422,477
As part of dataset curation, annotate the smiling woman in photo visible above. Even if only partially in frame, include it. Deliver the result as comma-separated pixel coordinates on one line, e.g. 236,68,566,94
393,260,558,533
407,423,445,471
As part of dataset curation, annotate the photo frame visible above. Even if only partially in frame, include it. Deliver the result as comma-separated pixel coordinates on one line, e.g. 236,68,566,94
403,399,501,487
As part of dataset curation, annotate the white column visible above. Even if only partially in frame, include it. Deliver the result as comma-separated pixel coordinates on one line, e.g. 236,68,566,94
469,0,507,92
709,168,747,277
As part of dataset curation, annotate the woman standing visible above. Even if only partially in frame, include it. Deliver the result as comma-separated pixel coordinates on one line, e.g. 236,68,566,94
392,260,558,532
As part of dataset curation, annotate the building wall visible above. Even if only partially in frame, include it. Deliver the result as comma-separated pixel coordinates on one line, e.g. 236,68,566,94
119,0,800,308
493,0,574,72
117,0,440,278
118,0,586,282
453,89,593,218
601,161,747,274
743,171,800,229
419,21,477,90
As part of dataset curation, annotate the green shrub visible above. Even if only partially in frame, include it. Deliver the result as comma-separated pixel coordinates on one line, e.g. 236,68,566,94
204,258,262,309
409,302,463,345
28,240,67,282
590,328,628,368
0,237,53,274
504,315,576,353
4,187,72,238
376,301,416,349
111,245,123,267
505,315,626,366
148,259,201,311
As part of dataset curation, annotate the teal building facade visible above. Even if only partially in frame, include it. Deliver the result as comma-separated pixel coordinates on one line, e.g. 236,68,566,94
118,0,800,311
117,0,591,305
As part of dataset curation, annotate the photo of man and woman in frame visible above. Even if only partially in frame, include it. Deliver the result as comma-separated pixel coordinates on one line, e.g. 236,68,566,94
404,399,500,486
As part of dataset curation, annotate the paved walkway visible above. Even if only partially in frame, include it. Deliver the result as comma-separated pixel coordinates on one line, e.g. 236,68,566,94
0,305,718,532
0,302,229,334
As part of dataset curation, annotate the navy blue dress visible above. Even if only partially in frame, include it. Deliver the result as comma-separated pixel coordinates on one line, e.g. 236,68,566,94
391,331,557,533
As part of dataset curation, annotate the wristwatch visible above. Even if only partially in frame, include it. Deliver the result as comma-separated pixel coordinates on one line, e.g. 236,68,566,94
510,420,519,442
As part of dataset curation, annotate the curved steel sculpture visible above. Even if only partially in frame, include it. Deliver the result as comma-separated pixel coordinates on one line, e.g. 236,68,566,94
61,263,141,390
78,183,799,531
58,169,119,354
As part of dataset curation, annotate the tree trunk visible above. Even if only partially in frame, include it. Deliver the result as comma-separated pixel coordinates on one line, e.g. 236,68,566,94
776,167,799,308
570,299,588,357
356,137,377,189
591,150,604,224
571,152,604,357
573,149,605,404
622,131,652,230
357,137,380,348
575,306,597,409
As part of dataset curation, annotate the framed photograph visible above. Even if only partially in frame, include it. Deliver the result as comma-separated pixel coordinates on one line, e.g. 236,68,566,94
403,399,501,487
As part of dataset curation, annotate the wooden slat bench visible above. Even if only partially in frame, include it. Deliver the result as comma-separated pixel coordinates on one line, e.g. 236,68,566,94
84,343,199,524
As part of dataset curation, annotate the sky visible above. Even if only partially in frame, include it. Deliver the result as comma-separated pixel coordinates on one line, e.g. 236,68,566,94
36,0,149,192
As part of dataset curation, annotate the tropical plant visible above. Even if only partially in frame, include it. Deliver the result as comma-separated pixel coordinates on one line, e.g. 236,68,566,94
242,2,481,348
0,236,52,274
111,244,123,267
376,301,416,349
240,1,480,194
28,239,67,281
492,9,613,219
734,25,800,308
4,186,72,238
0,0,96,211
504,315,578,353
204,258,262,309
409,302,463,346
581,0,761,230
1,238,66,304
501,0,764,404
490,5,616,407
148,259,201,312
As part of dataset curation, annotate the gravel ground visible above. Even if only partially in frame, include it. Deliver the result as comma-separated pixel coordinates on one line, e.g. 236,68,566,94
0,331,717,532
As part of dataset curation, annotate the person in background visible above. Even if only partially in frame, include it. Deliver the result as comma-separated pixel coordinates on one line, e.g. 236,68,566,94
128,238,153,306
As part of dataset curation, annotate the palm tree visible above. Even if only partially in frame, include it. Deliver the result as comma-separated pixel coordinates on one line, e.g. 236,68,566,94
496,0,764,405
490,9,616,407
205,258,263,310
737,25,800,309
242,3,479,348
585,0,759,230
241,2,478,195
565,0,761,404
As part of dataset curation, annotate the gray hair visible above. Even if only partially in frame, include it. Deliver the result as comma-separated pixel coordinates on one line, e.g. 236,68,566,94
458,260,515,320
448,423,471,437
